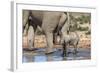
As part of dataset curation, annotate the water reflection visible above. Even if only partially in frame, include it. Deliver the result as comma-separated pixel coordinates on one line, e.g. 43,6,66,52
23,48,91,63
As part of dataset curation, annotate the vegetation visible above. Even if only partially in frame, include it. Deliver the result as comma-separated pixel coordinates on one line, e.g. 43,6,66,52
85,30,91,35
76,15,91,24
77,27,88,31
69,13,91,35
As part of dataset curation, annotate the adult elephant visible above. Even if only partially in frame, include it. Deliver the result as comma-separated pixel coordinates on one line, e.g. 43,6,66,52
23,10,69,54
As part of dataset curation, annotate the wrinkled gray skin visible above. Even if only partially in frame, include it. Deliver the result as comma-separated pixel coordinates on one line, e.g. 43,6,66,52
23,10,69,54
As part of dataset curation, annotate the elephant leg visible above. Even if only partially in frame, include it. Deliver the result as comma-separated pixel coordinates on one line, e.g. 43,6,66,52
23,23,29,36
58,31,62,44
73,45,78,55
62,41,67,57
53,33,58,44
45,32,54,54
27,26,34,50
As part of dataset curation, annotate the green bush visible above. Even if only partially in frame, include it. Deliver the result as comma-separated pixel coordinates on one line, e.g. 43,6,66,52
76,15,91,24
77,27,88,31
85,30,91,35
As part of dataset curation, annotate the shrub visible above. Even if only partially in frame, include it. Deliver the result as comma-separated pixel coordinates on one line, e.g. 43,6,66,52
85,30,91,35
77,27,88,31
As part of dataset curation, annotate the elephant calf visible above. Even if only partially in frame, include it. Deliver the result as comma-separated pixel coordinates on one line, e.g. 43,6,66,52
61,31,79,57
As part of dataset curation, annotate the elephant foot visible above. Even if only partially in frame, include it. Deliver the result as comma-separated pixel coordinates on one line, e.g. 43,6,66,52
29,48,34,51
45,51,55,55
28,48,34,51
45,50,55,55
74,49,78,53
73,49,78,56
23,47,37,51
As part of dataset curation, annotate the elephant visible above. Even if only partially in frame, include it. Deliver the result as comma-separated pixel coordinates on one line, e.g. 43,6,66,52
61,30,79,57
60,13,80,57
23,10,70,54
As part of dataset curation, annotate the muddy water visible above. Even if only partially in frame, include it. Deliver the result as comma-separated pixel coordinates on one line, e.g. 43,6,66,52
22,48,90,63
